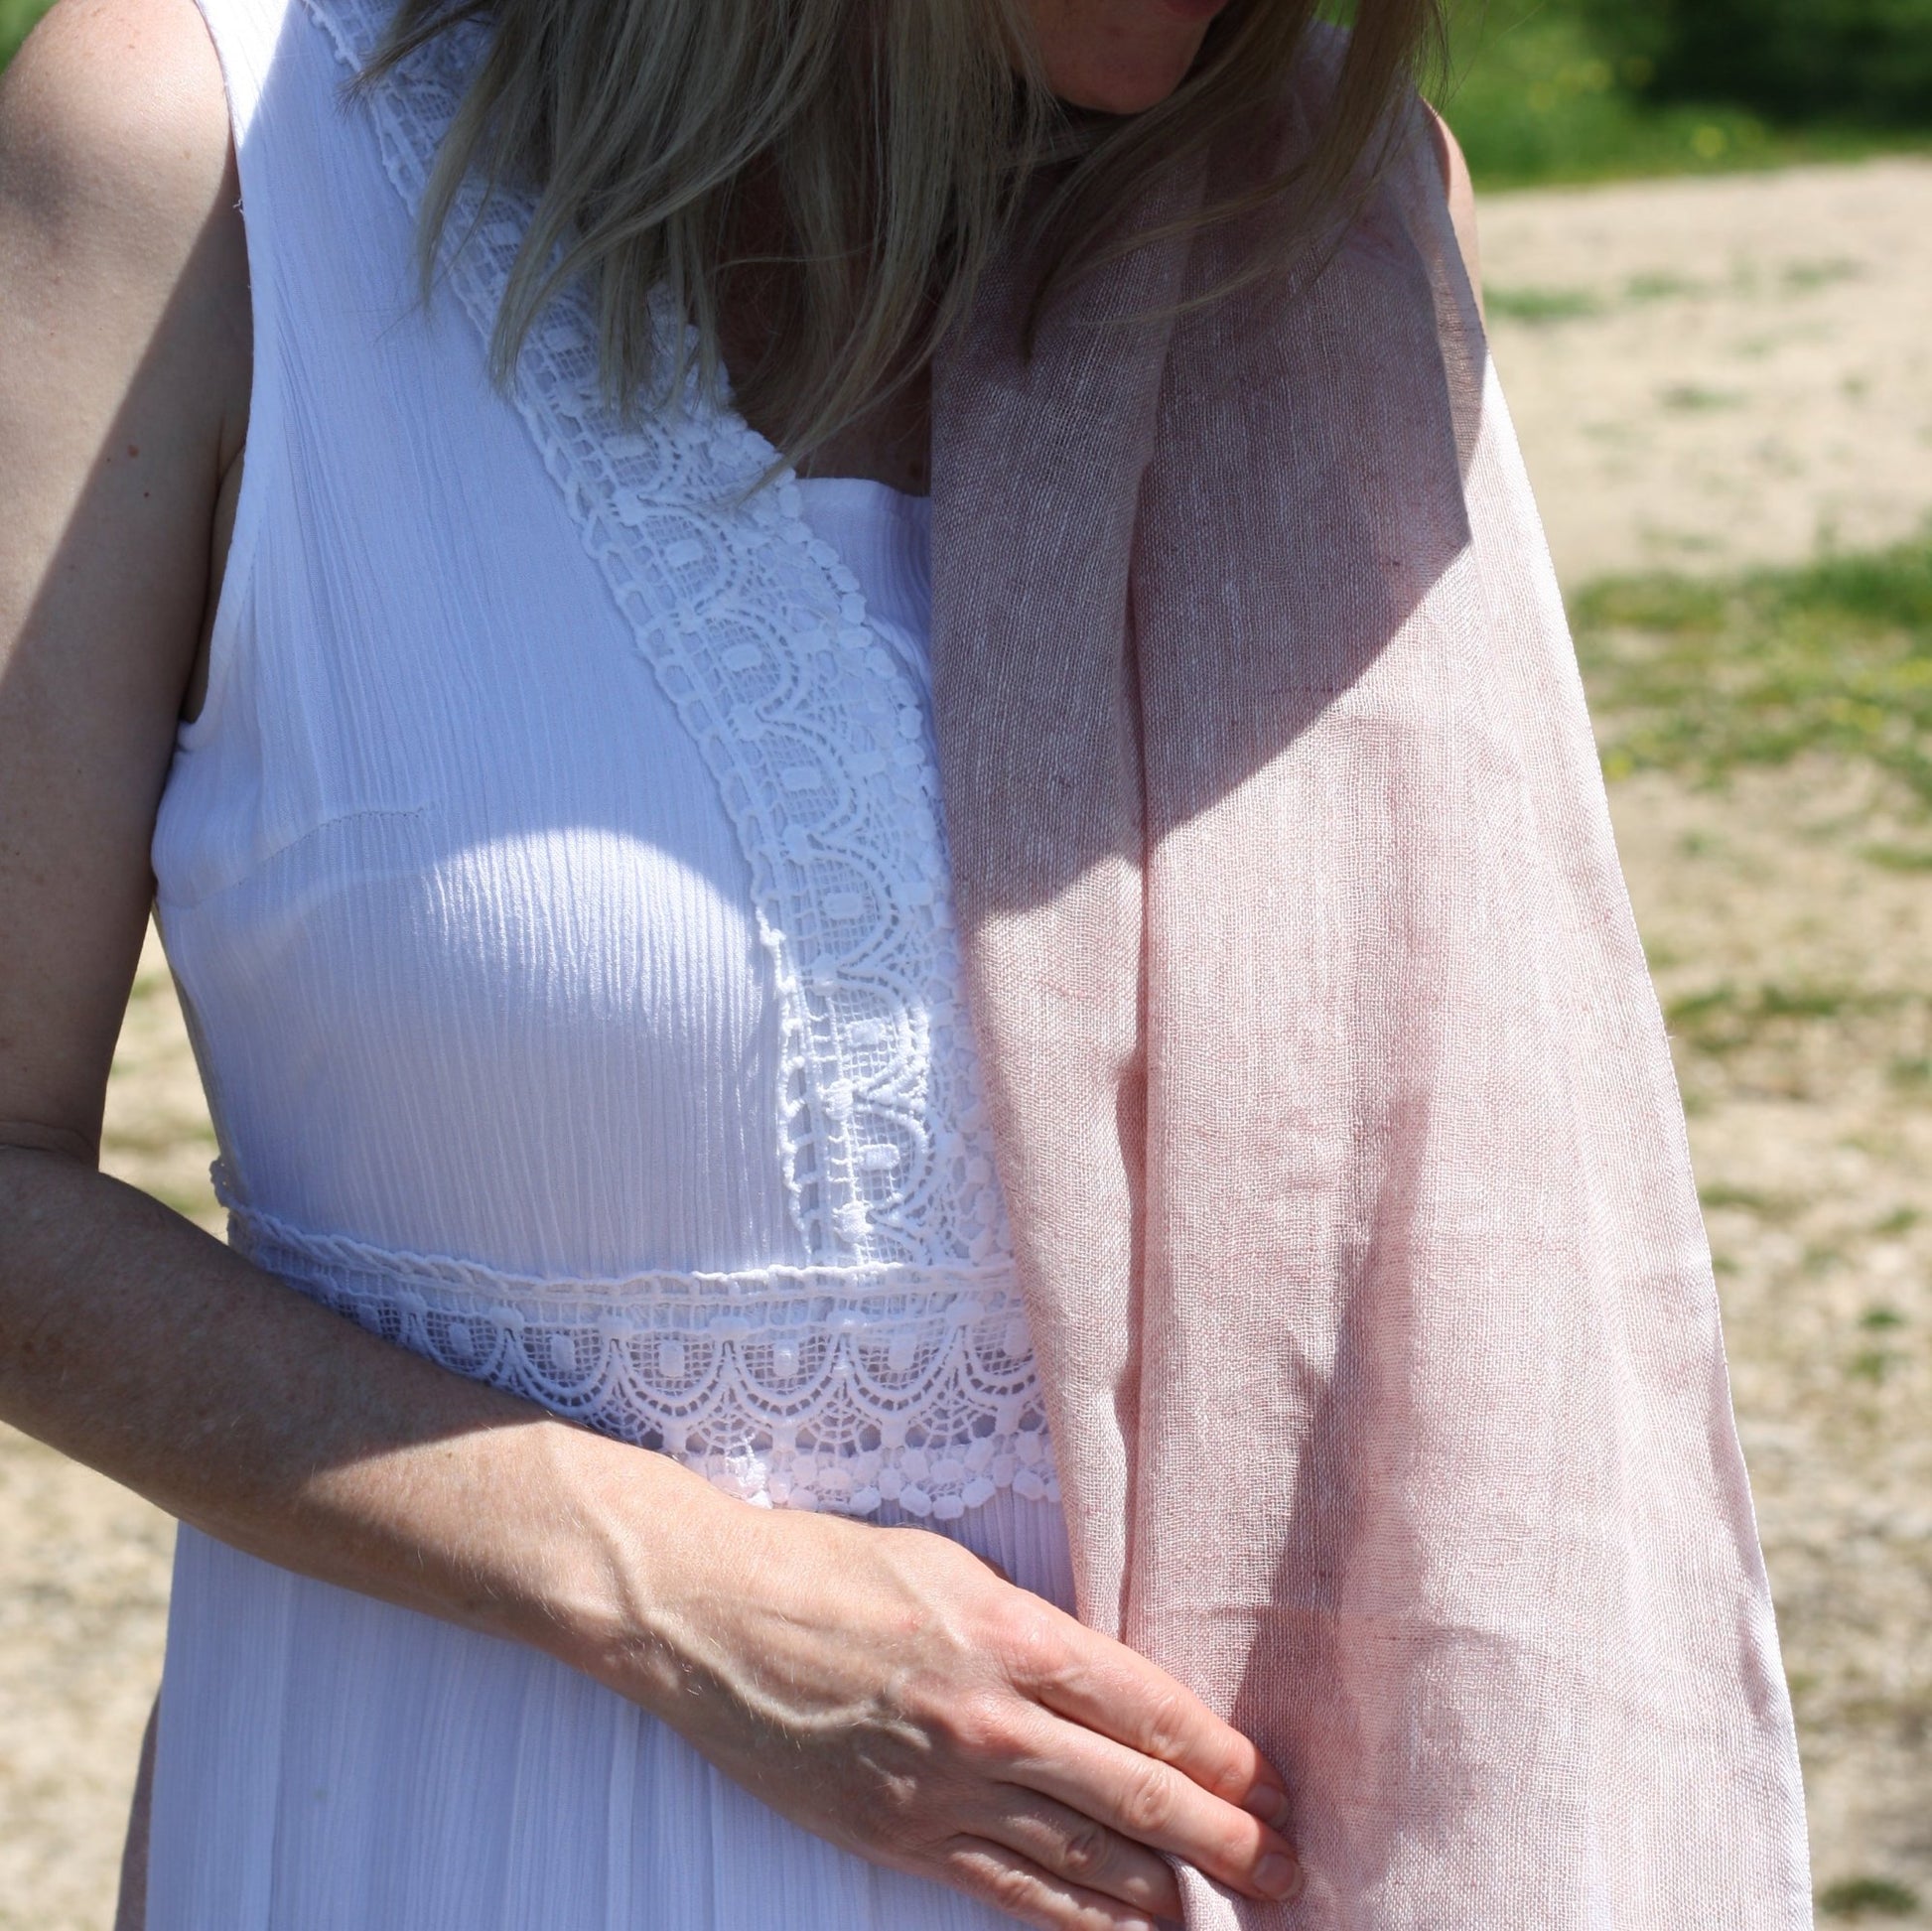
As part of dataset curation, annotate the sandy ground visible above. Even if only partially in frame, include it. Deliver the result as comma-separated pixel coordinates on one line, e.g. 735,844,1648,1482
1483,157,1932,586
1615,760,1932,1911
4,157,1931,1928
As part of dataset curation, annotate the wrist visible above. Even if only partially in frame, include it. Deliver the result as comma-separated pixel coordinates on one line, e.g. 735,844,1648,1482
517,1421,748,1710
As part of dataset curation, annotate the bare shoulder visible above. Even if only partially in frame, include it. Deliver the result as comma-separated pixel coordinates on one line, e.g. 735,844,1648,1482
0,0,249,426
1275,33,1485,318
0,0,249,534
1,0,236,248
1420,101,1483,316
0,0,250,1149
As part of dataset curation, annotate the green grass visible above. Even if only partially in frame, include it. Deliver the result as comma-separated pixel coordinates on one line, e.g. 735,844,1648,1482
1848,1347,1900,1382
1575,539,1932,806
0,0,46,69
1485,284,1604,325
1861,843,1932,871
1696,1180,1791,1216
1483,263,1857,331
1662,982,1914,1059
1436,0,1932,187
1818,1873,1923,1919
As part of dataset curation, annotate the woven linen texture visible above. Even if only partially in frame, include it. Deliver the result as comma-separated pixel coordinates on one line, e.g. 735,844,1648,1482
928,86,1811,1931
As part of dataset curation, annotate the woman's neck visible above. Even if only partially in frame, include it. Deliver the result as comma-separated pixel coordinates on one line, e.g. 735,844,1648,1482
714,172,933,497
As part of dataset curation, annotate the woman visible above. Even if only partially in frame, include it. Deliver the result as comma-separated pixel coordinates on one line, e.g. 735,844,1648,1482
0,0,1810,1924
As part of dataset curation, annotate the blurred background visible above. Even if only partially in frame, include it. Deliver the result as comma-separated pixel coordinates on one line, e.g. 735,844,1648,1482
1,0,1929,1924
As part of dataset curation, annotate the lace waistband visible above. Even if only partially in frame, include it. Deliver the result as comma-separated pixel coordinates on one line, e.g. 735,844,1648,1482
223,1189,1058,1521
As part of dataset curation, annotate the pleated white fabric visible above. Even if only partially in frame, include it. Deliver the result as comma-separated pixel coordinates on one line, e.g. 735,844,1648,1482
152,1494,1074,1931
148,0,1066,1913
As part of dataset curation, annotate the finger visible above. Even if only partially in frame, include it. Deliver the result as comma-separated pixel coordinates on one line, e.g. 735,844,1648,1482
1017,1616,1293,1828
1004,1710,1303,1906
940,1837,1171,1931
977,1788,1182,1919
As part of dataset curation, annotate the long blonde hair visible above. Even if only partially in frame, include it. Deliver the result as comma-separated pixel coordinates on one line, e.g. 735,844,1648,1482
370,0,1445,463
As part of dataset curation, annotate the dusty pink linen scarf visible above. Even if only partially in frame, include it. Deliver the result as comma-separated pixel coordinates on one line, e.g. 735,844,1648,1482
927,94,1811,1930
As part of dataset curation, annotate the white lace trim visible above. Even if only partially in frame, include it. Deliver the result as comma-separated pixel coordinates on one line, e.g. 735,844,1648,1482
227,1190,1057,1518
304,0,1011,1278
280,0,1053,1518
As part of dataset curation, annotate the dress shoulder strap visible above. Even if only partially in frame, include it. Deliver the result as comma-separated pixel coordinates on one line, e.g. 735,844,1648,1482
188,0,298,141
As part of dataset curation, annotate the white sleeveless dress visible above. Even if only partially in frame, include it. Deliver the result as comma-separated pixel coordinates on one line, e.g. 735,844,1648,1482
149,0,1071,1922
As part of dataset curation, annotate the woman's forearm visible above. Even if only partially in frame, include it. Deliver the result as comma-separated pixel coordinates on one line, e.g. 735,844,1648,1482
0,1143,1306,1923
0,1143,720,1680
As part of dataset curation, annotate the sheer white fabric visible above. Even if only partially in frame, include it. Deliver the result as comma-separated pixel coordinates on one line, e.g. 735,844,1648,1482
154,1499,1074,1931
158,0,1056,1519
148,0,1065,1920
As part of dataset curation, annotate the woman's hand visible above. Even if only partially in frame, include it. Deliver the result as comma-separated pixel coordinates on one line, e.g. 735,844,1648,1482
583,1493,1302,1930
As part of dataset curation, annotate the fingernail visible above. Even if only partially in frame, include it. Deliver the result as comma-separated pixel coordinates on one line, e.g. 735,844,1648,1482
1242,1785,1295,1834
1256,1853,1303,1901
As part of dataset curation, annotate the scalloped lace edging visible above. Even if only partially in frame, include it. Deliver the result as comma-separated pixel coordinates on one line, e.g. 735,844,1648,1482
299,0,1012,1282
227,1190,1059,1518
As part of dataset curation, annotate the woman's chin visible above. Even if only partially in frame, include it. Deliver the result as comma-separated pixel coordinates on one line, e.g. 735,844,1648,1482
1049,54,1199,114
1055,78,1186,114
1035,1,1215,115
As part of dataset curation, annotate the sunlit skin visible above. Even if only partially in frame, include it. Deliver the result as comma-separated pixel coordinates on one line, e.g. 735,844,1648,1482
1028,0,1223,112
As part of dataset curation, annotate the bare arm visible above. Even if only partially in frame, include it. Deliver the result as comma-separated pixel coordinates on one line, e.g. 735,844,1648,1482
0,0,639,1681
1425,102,1483,325
0,5,1300,1926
